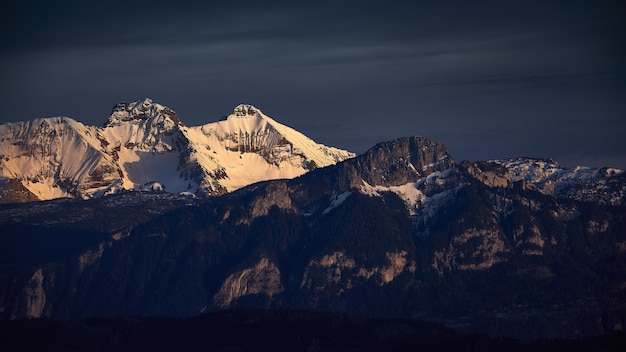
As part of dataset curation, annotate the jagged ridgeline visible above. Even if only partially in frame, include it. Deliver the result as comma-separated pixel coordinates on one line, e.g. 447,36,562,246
1,126,625,341
0,99,355,201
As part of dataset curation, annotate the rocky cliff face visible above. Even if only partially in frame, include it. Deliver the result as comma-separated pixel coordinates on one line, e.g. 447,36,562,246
0,179,39,203
213,257,284,308
0,136,624,340
358,136,454,183
335,136,454,190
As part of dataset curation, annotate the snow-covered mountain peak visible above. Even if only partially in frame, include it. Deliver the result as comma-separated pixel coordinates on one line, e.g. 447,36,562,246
210,104,268,135
231,104,262,118
197,105,356,169
0,100,355,202
106,98,183,128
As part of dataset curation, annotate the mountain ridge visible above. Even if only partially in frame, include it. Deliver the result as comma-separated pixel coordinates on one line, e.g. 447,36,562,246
1,103,625,340
1,134,625,340
0,99,355,202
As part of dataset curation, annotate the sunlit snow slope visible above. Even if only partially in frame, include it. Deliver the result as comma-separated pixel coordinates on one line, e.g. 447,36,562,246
0,99,355,201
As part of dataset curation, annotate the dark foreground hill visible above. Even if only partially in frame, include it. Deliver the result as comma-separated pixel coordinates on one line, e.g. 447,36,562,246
1,310,625,352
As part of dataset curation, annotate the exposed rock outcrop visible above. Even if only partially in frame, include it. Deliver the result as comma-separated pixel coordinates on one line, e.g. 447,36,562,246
12,269,46,319
461,161,512,188
213,258,284,307
339,136,454,189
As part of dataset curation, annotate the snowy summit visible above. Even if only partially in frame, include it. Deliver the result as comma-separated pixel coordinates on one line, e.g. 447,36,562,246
0,99,355,201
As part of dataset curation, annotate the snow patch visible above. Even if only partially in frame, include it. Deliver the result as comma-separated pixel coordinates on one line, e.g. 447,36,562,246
141,181,166,192
360,180,424,215
322,191,352,215
419,184,464,220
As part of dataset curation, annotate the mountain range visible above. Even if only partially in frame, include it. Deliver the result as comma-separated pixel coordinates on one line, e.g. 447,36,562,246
1,100,625,341
0,99,354,202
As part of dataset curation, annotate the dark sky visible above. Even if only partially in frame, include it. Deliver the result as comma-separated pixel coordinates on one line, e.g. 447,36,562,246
1,0,625,168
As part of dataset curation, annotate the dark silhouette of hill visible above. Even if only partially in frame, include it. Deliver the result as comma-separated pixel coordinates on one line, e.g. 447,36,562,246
1,310,625,352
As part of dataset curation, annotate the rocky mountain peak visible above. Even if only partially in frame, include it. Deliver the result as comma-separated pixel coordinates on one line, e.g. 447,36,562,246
231,104,261,118
346,136,455,187
106,98,183,128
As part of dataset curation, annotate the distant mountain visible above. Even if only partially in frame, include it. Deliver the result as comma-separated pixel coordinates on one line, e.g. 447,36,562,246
0,99,355,202
1,135,624,340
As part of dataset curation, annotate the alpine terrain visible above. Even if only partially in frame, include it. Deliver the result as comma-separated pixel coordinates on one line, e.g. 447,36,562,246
0,99,355,202
1,102,625,343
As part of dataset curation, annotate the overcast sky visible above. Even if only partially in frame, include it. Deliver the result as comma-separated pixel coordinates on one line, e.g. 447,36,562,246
1,0,624,168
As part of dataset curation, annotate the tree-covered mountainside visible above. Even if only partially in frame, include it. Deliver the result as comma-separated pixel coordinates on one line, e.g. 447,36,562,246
1,136,624,340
